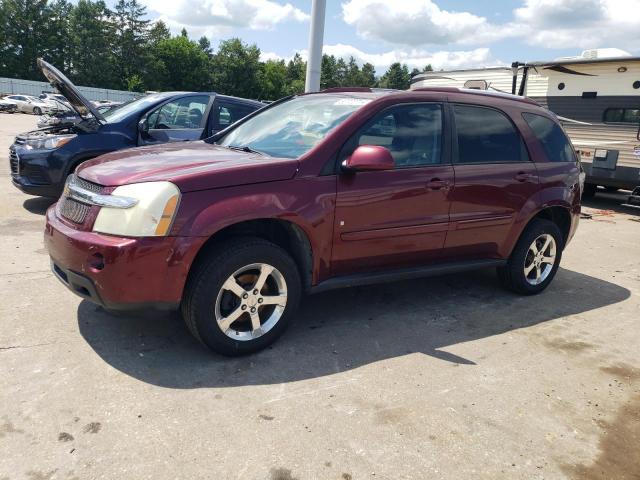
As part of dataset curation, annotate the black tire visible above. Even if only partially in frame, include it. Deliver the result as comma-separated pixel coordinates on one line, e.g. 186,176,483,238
582,183,597,199
181,237,302,356
497,218,563,295
33,107,42,115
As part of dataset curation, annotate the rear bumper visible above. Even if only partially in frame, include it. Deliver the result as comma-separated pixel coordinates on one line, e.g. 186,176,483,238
44,206,203,310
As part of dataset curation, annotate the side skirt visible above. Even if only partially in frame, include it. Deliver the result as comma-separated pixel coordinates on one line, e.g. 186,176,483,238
310,259,506,294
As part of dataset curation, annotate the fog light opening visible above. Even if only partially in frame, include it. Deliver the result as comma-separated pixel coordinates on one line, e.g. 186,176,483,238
89,253,105,271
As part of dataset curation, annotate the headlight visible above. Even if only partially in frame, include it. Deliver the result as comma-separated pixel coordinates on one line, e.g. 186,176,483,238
25,134,75,150
93,182,181,237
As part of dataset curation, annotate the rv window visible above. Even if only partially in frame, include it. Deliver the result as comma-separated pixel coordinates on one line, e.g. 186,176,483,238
523,113,575,163
453,105,528,164
604,108,640,124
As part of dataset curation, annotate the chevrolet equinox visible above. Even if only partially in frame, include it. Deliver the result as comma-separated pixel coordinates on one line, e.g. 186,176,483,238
45,87,582,355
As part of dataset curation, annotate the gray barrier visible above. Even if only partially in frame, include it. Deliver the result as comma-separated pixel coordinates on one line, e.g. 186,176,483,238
0,77,141,102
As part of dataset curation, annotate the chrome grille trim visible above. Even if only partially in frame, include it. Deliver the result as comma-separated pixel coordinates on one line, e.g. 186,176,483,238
9,149,19,176
59,197,91,224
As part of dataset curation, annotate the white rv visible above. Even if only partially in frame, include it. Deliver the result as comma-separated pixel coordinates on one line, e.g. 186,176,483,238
410,49,640,197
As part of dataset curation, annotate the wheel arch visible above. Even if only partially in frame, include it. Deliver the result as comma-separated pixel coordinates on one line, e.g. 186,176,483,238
185,218,314,293
506,204,572,257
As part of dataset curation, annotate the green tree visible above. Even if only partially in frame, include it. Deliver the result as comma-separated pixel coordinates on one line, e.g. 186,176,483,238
113,0,149,89
258,59,287,100
378,62,411,90
0,0,71,80
148,19,170,44
320,54,339,89
211,38,262,98
198,36,212,56
68,0,116,88
360,63,376,87
150,34,211,91
285,53,306,94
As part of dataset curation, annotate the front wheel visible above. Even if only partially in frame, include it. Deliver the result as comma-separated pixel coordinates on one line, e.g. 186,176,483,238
181,237,301,356
33,107,42,115
498,219,563,295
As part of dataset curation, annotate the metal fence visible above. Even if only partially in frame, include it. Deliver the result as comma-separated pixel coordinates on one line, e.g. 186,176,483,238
0,77,141,102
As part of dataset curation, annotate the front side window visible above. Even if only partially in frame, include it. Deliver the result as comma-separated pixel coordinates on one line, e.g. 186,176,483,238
523,113,575,163
147,95,210,130
345,103,443,168
454,104,528,163
217,94,372,158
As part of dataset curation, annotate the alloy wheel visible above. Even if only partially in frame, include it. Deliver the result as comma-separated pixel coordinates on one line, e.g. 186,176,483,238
524,233,557,285
214,263,288,341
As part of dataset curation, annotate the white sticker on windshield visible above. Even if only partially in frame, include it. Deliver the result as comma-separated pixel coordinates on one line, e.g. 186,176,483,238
334,98,370,106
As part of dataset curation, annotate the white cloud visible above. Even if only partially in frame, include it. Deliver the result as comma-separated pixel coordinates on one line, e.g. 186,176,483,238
341,0,509,46
143,0,308,37
513,0,640,50
340,0,640,53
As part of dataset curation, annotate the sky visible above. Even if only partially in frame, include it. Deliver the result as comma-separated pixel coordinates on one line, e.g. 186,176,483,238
132,0,640,73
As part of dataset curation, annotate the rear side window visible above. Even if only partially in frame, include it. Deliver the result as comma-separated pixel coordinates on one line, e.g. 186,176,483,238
522,113,575,163
454,105,528,163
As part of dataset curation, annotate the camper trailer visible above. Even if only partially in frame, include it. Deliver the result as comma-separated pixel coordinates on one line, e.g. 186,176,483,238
410,49,640,198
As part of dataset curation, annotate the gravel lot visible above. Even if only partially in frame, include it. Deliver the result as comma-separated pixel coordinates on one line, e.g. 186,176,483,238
1,112,638,480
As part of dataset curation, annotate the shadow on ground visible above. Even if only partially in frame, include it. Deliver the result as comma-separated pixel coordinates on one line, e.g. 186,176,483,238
582,189,639,216
77,267,630,389
23,197,55,215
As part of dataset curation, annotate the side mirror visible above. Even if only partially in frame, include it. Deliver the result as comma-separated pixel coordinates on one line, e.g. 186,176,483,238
342,145,394,172
138,118,149,134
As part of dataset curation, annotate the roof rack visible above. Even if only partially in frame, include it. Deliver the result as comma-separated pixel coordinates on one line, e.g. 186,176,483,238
319,87,373,93
412,87,540,105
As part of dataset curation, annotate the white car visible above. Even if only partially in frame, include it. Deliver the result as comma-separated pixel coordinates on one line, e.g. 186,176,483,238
4,95,53,115
39,93,71,110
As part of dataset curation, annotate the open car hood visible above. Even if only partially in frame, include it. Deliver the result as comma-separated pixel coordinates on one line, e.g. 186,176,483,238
37,58,106,123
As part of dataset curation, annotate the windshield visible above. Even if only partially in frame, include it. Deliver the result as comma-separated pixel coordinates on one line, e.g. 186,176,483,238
217,94,372,158
103,94,164,123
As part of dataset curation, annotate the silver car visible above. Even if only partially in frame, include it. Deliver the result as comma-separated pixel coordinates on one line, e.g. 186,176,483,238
3,95,53,115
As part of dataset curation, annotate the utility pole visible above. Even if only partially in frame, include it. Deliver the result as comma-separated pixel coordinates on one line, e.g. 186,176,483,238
304,0,326,93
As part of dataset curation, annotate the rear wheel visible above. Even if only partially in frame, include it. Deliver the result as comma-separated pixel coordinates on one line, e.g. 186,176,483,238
33,107,42,115
181,238,301,356
582,183,597,199
498,219,563,295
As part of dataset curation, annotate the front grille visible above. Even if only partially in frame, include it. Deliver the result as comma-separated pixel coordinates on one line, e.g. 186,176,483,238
9,148,19,176
59,197,92,224
58,175,104,225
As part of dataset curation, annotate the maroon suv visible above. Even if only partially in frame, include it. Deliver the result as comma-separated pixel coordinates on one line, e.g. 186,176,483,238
45,87,582,355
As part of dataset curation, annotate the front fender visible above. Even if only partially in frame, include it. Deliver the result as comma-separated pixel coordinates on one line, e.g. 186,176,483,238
172,176,337,284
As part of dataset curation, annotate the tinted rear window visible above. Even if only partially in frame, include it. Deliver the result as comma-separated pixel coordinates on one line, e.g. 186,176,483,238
454,105,528,163
522,113,575,163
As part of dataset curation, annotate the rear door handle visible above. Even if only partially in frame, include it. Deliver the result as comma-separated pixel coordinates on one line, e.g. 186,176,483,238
514,172,534,182
426,178,450,190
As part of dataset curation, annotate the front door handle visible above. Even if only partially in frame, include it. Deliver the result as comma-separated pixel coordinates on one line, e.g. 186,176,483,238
426,178,450,190
515,172,534,182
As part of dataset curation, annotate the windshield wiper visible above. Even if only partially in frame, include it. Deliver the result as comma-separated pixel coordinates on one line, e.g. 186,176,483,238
224,144,266,156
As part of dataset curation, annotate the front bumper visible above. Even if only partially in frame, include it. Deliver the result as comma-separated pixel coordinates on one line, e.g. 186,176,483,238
10,145,61,197
44,206,203,310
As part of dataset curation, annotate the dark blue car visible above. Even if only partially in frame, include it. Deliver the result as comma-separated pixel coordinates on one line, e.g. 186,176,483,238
10,59,264,197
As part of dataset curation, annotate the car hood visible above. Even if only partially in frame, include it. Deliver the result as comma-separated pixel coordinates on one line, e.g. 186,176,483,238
77,142,299,192
37,58,105,123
